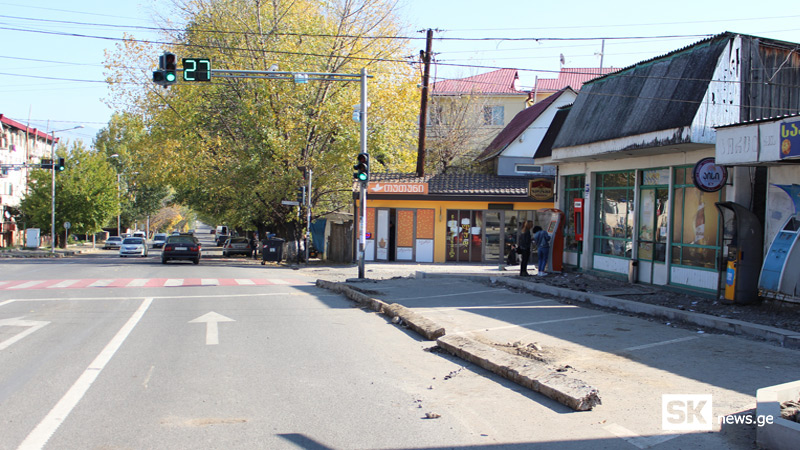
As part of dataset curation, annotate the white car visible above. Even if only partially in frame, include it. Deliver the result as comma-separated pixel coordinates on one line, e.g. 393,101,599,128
103,236,123,250
119,237,148,257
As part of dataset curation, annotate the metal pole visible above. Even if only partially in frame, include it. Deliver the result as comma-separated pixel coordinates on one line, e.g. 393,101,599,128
305,169,312,264
50,138,56,254
117,173,121,236
358,68,368,279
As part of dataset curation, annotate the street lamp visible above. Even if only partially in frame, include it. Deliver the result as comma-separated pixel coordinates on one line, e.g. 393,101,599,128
49,125,84,254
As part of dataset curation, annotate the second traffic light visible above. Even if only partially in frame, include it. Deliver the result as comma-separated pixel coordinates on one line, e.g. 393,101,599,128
353,153,369,183
56,157,66,171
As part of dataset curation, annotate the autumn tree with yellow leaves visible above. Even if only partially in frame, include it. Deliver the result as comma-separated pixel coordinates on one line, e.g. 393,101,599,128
105,0,419,238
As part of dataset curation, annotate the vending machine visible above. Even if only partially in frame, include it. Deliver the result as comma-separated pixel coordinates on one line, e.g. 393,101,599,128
536,208,565,273
714,202,763,304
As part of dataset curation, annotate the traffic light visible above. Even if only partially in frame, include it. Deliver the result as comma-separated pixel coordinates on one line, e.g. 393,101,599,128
161,52,177,85
353,153,370,183
297,186,306,205
153,52,178,87
56,157,66,171
41,158,53,169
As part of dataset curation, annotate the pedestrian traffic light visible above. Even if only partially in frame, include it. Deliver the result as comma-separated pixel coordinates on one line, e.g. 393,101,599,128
353,153,369,183
40,158,53,169
56,157,66,171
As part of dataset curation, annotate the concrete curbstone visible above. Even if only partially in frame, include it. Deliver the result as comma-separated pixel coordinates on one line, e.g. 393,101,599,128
437,334,601,411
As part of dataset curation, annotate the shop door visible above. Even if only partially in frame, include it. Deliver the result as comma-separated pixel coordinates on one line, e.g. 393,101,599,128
637,186,669,283
483,211,521,264
445,210,483,262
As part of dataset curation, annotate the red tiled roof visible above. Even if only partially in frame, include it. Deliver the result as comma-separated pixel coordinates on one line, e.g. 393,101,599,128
0,114,58,142
534,67,617,92
475,88,574,162
432,68,526,95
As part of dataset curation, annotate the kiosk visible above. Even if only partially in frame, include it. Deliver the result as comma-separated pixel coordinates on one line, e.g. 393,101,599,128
714,202,763,304
759,215,800,300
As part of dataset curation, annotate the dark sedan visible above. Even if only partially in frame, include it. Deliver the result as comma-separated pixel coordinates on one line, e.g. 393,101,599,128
161,235,201,264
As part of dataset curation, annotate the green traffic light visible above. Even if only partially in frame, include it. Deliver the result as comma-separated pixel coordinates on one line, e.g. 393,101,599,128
357,172,368,181
165,71,176,82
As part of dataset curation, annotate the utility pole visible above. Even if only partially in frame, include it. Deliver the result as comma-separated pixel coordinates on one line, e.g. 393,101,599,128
304,169,312,264
416,28,433,177
357,68,368,279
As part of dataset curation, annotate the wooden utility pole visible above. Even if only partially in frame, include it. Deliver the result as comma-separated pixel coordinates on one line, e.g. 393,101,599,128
416,29,433,177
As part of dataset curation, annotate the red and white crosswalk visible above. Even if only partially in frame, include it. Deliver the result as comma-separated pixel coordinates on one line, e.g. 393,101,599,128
0,277,312,291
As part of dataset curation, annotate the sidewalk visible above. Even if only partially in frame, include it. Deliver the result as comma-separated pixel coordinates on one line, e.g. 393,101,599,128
315,270,800,449
0,244,99,258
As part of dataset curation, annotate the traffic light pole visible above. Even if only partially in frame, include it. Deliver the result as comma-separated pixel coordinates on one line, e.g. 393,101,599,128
358,68,368,279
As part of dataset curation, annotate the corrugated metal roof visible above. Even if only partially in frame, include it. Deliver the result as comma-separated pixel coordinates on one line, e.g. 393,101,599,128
475,88,573,162
431,68,526,95
535,67,617,92
553,34,732,149
367,172,536,196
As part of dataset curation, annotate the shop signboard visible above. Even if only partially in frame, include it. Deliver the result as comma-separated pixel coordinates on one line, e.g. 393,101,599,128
781,118,800,159
528,178,554,201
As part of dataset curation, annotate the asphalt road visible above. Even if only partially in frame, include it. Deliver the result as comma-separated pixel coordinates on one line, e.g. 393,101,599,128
1,247,591,450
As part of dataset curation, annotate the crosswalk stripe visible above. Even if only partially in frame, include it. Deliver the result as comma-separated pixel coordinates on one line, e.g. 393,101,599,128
47,279,80,289
0,277,311,290
7,280,45,290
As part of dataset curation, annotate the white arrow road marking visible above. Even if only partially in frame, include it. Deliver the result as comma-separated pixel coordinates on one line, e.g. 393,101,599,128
189,312,235,345
0,317,50,351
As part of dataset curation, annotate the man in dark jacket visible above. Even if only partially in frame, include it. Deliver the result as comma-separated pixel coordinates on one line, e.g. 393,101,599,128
517,221,533,276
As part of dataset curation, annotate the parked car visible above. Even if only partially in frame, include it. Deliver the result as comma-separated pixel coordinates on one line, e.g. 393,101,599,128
162,234,201,264
119,237,148,257
133,231,146,239
222,237,252,257
216,233,230,246
152,233,168,248
103,236,123,250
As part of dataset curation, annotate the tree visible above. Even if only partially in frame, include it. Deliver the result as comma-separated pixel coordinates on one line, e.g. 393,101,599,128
104,0,420,238
20,142,119,247
426,92,495,174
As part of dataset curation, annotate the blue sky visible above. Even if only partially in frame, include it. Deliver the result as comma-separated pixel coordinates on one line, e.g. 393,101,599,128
1,0,799,144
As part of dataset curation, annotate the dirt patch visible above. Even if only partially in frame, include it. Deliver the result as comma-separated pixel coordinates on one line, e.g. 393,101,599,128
514,272,800,333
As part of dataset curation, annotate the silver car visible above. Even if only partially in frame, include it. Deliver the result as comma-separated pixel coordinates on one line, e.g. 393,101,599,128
119,237,148,257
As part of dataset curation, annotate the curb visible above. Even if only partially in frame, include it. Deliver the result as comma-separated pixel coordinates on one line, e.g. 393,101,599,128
315,278,602,411
417,272,800,349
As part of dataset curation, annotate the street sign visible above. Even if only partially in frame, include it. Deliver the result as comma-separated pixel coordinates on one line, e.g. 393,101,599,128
63,222,71,230
281,200,300,206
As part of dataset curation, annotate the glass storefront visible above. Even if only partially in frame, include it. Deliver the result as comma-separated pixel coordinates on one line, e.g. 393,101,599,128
593,171,635,258
671,166,724,270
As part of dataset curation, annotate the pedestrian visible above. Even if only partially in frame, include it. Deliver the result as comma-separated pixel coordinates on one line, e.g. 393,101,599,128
533,225,551,276
250,233,259,260
517,220,533,276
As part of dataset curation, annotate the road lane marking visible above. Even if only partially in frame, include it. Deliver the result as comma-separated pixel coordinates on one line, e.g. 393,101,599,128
457,314,609,334
604,423,679,449
18,297,153,450
269,279,292,285
623,335,706,351
201,278,218,286
189,311,235,345
164,279,183,287
394,289,499,301
0,317,50,351
126,279,149,287
87,279,114,288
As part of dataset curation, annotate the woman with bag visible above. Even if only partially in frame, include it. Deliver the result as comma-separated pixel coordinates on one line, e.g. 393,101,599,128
517,221,533,276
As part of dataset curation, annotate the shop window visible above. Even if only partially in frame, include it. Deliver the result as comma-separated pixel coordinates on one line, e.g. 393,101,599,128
671,166,723,269
593,171,635,258
446,210,483,262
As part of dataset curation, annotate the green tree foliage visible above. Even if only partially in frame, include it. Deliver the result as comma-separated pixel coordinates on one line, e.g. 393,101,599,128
20,142,119,246
94,113,170,231
105,0,419,236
